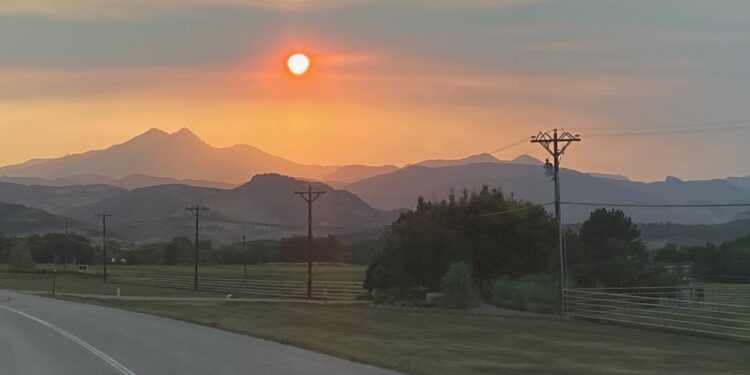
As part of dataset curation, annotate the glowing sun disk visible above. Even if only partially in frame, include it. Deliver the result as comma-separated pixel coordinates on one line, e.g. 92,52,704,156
287,53,310,76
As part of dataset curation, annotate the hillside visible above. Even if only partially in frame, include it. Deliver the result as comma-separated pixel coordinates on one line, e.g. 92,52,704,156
322,165,399,184
65,174,398,243
345,163,750,224
639,219,750,248
0,181,126,214
0,202,93,236
0,173,234,190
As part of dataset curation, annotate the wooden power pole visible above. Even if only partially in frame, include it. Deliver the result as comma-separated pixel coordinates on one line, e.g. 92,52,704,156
94,213,112,283
531,129,581,315
294,185,326,299
186,204,209,291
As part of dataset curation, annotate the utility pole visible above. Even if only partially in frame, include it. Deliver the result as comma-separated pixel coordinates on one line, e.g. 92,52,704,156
531,129,581,316
94,213,112,282
64,219,70,271
294,185,326,299
186,204,209,290
242,235,248,279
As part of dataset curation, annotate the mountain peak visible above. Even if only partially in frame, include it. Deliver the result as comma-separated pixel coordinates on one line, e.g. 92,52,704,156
134,128,169,140
510,154,543,165
234,173,331,193
172,127,196,137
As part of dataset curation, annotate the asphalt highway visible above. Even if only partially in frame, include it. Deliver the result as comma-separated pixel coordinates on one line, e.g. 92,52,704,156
0,290,401,375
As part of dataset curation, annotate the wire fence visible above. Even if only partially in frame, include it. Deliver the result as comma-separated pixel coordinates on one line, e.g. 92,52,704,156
564,285,750,342
108,272,364,300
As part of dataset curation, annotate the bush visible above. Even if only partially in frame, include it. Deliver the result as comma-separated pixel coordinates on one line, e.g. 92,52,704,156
490,274,558,314
441,261,480,309
8,241,35,272
370,287,428,306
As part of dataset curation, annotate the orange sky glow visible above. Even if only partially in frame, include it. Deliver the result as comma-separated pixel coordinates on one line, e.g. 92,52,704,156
1,1,749,181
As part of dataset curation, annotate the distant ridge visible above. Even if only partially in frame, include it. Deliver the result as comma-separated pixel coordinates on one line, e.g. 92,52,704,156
0,173,235,190
412,153,501,168
0,128,339,184
64,173,397,243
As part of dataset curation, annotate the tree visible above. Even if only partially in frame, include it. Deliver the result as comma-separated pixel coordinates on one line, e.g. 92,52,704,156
567,208,651,287
163,242,178,265
8,240,35,271
441,261,480,309
365,186,556,291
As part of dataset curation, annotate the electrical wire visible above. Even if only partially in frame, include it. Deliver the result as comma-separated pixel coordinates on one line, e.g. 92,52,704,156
561,201,750,208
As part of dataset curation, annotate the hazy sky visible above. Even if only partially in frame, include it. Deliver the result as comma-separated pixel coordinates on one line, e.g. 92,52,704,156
1,0,749,181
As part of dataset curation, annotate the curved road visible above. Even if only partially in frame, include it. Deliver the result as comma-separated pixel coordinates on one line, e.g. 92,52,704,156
0,290,400,375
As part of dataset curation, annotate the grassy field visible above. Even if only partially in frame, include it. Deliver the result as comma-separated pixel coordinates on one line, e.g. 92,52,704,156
2,266,749,374
21,262,367,282
0,263,367,298
0,271,223,297
62,297,750,375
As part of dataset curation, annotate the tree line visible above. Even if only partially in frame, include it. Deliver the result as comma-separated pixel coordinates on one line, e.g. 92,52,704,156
363,187,696,310
0,232,382,270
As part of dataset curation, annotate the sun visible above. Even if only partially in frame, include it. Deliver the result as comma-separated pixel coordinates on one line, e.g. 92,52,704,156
287,53,310,76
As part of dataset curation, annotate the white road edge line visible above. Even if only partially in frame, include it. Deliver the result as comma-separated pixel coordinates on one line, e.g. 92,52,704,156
0,304,138,375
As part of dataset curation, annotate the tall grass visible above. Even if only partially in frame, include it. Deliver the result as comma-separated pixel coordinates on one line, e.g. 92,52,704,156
490,274,558,314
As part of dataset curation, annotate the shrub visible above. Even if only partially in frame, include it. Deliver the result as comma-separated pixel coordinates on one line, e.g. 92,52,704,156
8,241,35,272
370,287,428,306
441,261,480,309
490,274,558,314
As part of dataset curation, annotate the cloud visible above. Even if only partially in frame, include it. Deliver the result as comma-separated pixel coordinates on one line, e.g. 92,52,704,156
0,0,539,18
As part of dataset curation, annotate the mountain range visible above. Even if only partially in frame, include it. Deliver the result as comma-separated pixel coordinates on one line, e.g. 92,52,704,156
344,163,750,224
0,128,396,185
0,127,748,243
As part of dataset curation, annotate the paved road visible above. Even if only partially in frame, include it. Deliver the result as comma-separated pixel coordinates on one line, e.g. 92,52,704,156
0,290,401,375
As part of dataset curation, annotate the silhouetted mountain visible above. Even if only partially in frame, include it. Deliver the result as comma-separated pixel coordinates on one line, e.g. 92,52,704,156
640,219,750,247
323,165,399,184
345,163,750,224
509,154,543,165
0,173,234,190
411,153,501,168
0,182,126,214
114,174,235,190
610,176,749,203
0,202,93,236
727,176,750,189
588,172,630,181
65,174,397,243
0,128,338,184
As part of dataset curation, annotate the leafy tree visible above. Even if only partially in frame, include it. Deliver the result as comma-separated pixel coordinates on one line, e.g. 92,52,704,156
8,240,35,271
654,234,750,279
441,261,480,309
365,186,556,291
163,242,178,265
567,208,652,287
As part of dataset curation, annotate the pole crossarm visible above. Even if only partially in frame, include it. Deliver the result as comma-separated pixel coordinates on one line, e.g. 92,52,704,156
531,130,581,160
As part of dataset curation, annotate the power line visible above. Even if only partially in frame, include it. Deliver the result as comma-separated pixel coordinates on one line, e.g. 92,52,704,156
584,120,750,137
488,136,531,155
477,202,554,217
577,118,750,132
561,201,750,208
